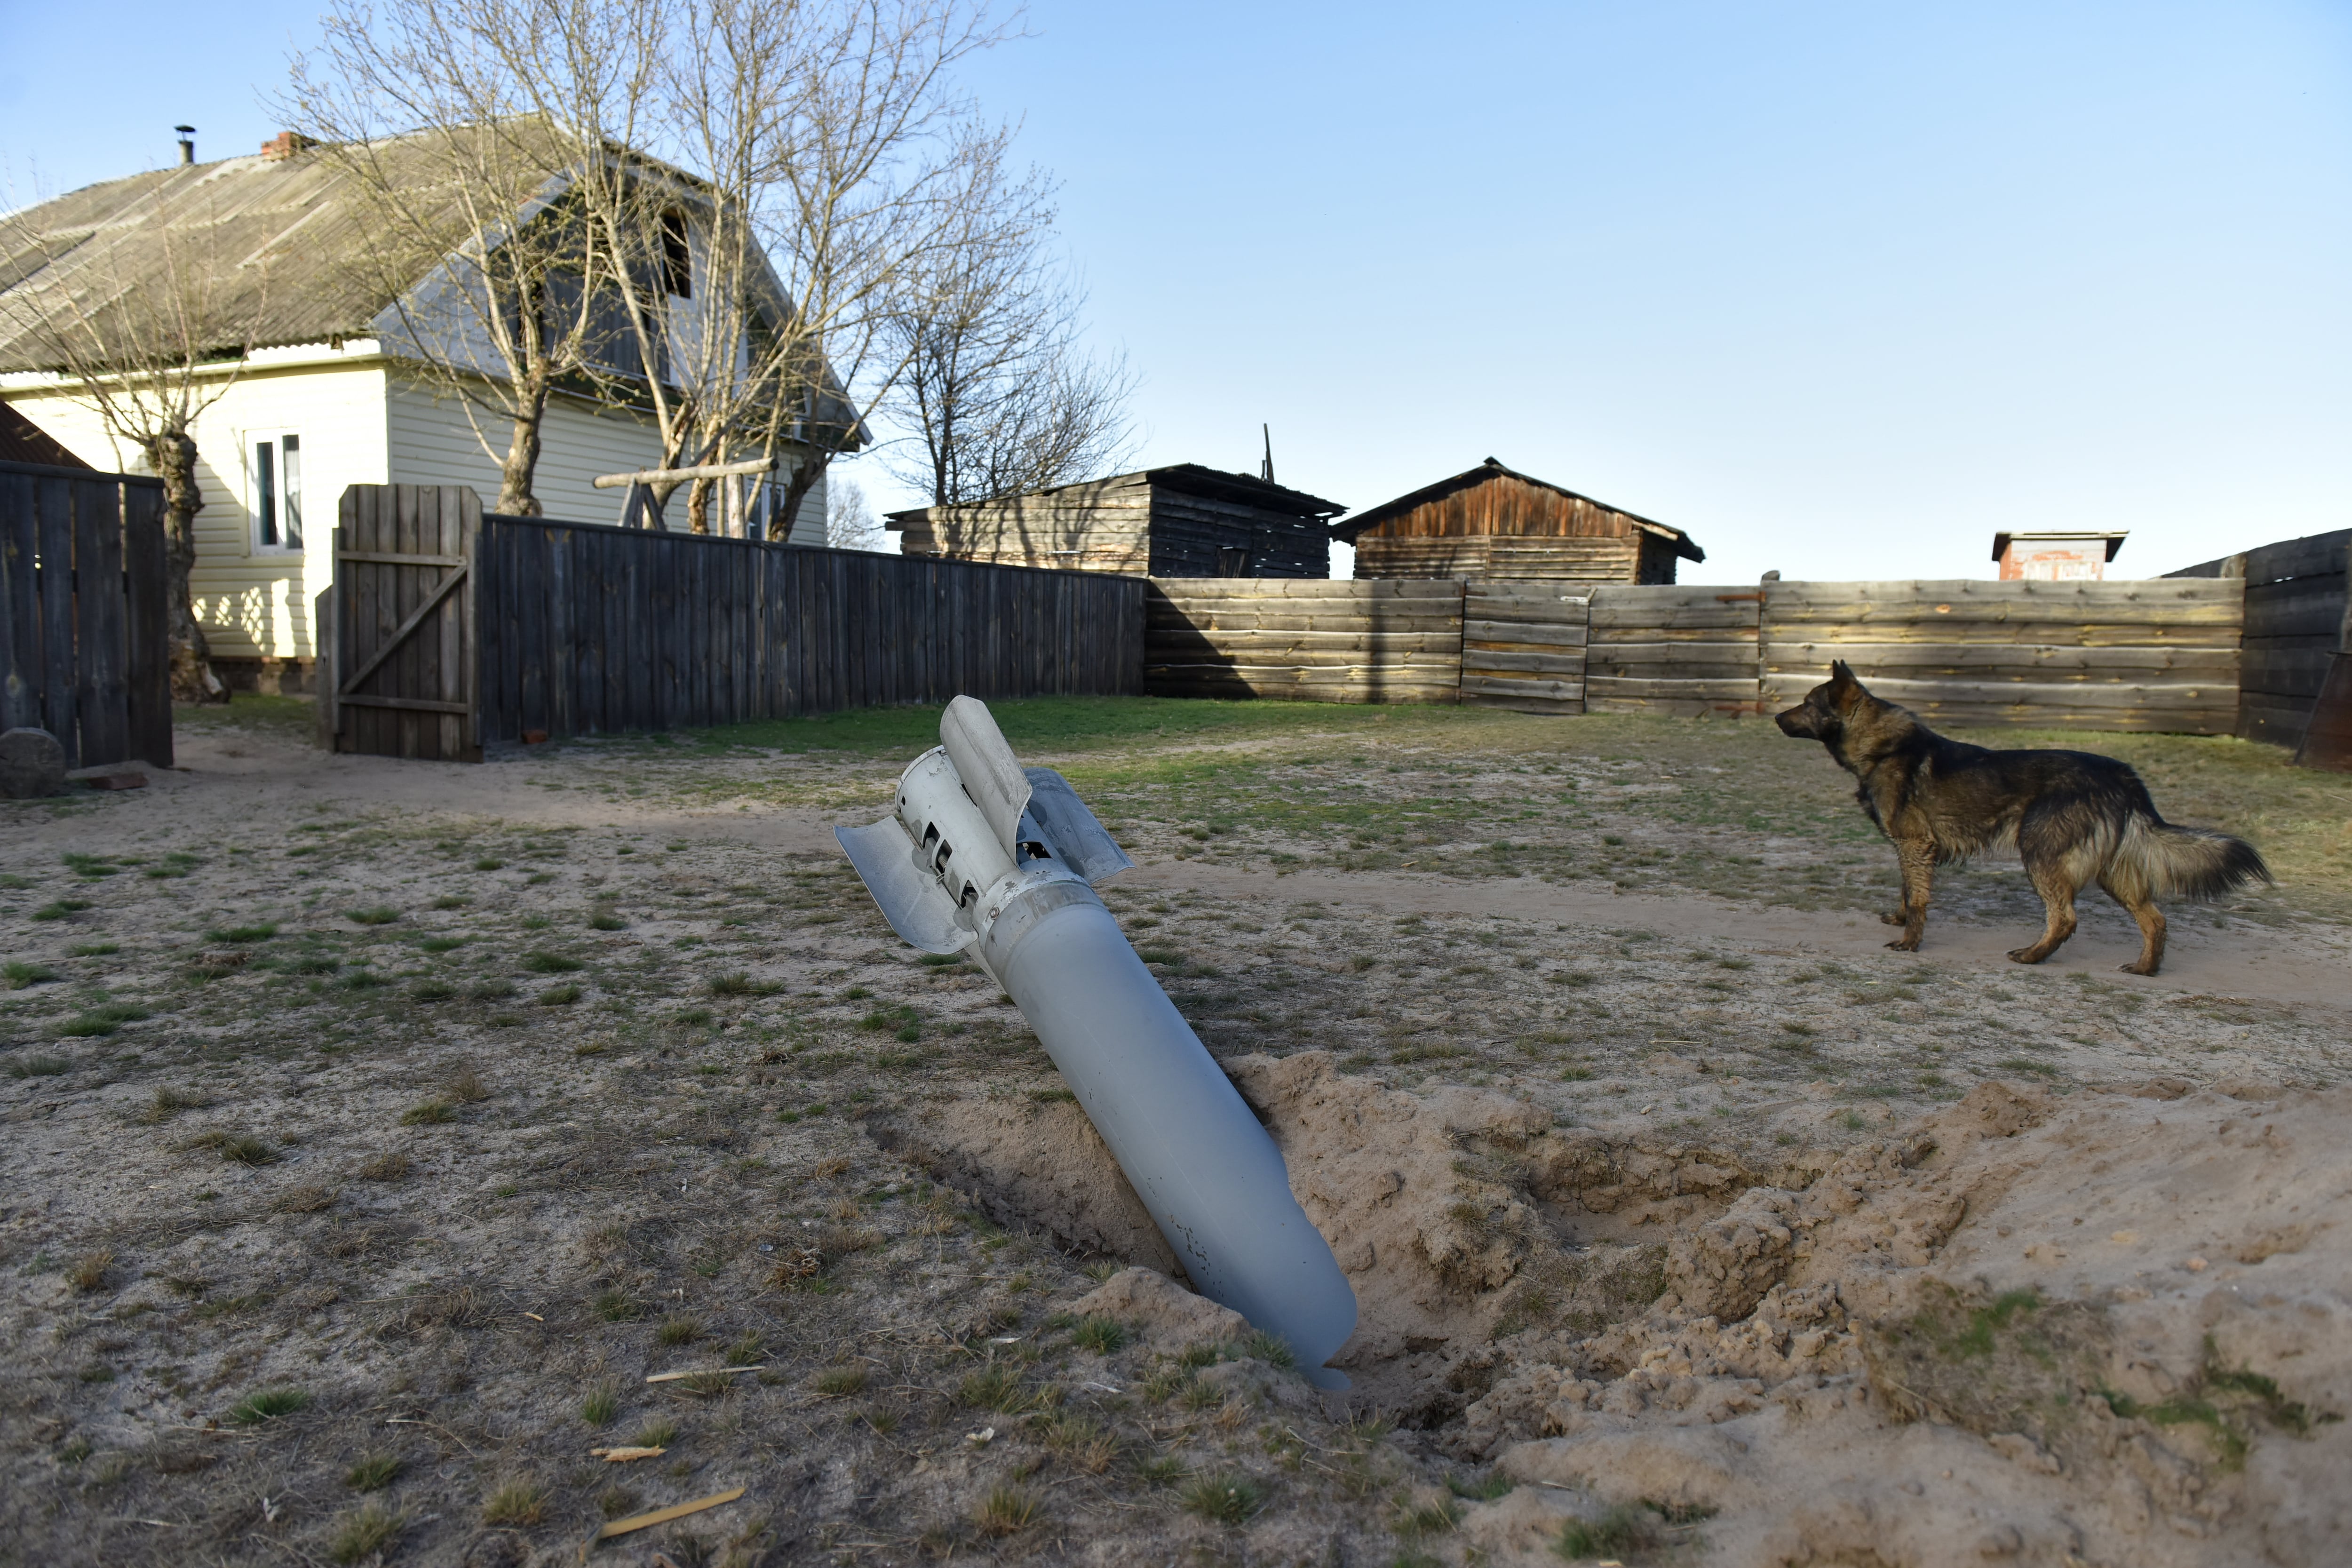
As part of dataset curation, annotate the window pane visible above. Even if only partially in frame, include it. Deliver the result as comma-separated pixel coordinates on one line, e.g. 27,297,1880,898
281,434,303,549
255,441,278,548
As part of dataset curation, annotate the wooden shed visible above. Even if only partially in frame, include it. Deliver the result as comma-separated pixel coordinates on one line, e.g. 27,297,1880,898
1333,457,1701,583
885,465,1346,578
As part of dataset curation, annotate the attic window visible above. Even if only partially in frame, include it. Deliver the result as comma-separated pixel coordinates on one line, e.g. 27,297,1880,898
660,210,691,298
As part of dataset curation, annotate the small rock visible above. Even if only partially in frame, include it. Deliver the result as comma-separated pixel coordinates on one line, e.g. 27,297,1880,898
0,727,65,798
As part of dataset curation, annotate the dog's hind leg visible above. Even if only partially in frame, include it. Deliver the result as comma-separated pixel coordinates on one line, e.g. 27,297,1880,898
2098,870,2167,977
2009,851,2082,965
1886,840,1935,952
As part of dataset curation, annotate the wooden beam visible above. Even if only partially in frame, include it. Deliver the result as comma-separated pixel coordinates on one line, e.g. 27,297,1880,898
592,458,775,489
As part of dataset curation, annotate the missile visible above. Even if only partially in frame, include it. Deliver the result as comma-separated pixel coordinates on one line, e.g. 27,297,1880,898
835,696,1358,1389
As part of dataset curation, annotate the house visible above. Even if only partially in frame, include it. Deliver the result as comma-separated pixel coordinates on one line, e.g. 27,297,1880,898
0,126,843,692
1333,457,1702,584
886,465,1346,577
1994,531,2127,581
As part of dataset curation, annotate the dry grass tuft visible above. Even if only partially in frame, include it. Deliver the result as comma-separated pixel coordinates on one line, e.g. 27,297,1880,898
66,1250,112,1293
480,1477,548,1527
356,1152,411,1182
972,1484,1043,1536
327,1500,406,1564
811,1365,868,1397
272,1184,335,1215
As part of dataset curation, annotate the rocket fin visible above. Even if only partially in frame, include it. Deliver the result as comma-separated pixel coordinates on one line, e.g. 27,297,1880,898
1021,768,1135,885
834,819,974,954
940,696,1032,856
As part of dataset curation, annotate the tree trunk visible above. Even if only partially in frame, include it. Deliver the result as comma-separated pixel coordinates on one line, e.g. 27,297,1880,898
777,454,828,548
686,476,715,535
497,371,549,516
145,428,223,702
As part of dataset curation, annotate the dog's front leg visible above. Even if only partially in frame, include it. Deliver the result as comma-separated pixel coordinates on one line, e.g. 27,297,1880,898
1887,841,1934,951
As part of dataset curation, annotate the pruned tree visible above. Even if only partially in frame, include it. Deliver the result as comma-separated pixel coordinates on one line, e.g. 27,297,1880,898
0,191,272,699
881,151,1136,505
283,3,665,514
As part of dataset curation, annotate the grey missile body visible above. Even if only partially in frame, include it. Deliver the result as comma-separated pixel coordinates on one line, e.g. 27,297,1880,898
835,697,1358,1388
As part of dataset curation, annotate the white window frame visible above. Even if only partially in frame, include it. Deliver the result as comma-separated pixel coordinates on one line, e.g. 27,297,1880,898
248,430,307,555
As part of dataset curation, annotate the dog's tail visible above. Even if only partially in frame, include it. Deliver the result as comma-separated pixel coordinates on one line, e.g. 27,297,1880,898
2110,814,2273,901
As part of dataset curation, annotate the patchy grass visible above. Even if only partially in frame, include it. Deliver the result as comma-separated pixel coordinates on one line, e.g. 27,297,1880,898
226,1387,310,1425
327,1501,406,1564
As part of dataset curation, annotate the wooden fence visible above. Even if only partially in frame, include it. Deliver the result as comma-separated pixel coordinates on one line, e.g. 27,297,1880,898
323,485,1144,759
1459,582,1589,713
0,459,172,769
1144,580,1462,704
1144,576,2247,734
2167,530,2351,749
1754,579,2242,732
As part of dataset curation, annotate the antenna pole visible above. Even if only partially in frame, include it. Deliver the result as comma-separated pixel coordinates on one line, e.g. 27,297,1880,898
1261,424,1273,484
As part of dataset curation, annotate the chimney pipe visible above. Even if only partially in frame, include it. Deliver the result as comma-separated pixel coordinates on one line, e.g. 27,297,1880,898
175,125,196,166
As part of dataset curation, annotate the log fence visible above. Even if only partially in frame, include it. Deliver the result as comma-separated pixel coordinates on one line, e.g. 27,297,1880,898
1145,576,2248,734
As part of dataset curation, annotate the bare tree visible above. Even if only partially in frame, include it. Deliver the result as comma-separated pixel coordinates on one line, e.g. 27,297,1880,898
882,151,1136,505
0,191,271,699
552,0,1022,533
289,0,1032,535
285,3,664,514
824,470,885,550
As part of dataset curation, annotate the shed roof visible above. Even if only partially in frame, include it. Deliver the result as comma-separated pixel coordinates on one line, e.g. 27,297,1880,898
1330,456,1701,562
0,402,96,468
887,462,1346,526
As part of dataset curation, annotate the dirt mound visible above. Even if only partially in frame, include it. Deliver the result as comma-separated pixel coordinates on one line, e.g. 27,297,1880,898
902,1053,2349,1564
864,1094,1180,1274
1069,1266,1248,1350
1456,1079,2352,1566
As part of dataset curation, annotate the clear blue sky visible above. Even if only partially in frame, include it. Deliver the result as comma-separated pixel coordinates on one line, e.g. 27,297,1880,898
6,0,2345,581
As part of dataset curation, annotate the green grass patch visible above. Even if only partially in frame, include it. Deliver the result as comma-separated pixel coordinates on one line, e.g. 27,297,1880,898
61,1001,149,1037
226,1386,310,1425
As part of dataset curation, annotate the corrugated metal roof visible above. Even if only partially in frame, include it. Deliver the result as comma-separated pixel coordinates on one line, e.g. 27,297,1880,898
0,126,867,451
0,130,517,370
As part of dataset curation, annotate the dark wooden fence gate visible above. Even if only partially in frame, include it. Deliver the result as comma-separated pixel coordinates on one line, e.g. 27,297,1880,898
318,485,479,761
0,459,172,769
322,485,1144,759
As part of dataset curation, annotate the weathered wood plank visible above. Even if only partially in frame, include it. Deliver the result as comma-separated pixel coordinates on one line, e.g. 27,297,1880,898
34,476,78,766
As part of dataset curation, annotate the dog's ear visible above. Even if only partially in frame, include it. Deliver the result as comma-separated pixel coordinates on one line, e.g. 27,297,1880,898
1828,660,1868,712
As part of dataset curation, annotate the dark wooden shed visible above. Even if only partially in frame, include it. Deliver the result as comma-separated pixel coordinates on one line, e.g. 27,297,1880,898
885,465,1346,578
1334,457,1701,583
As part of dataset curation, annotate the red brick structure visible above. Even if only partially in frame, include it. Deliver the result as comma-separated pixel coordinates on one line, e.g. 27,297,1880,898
1994,531,2128,581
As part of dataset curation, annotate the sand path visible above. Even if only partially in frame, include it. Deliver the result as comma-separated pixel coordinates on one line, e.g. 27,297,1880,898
91,731,2345,1009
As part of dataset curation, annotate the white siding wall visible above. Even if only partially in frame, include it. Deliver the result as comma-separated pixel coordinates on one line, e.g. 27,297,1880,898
385,376,666,525
4,362,389,661
10,362,843,661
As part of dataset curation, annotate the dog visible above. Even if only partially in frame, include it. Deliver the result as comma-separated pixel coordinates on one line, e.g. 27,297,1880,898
1774,661,2269,975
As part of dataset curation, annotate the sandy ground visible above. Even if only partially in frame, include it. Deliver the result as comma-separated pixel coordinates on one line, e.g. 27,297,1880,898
1,710,2344,1568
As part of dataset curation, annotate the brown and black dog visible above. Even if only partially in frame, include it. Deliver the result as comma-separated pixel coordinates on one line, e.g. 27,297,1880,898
1775,662,2270,974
